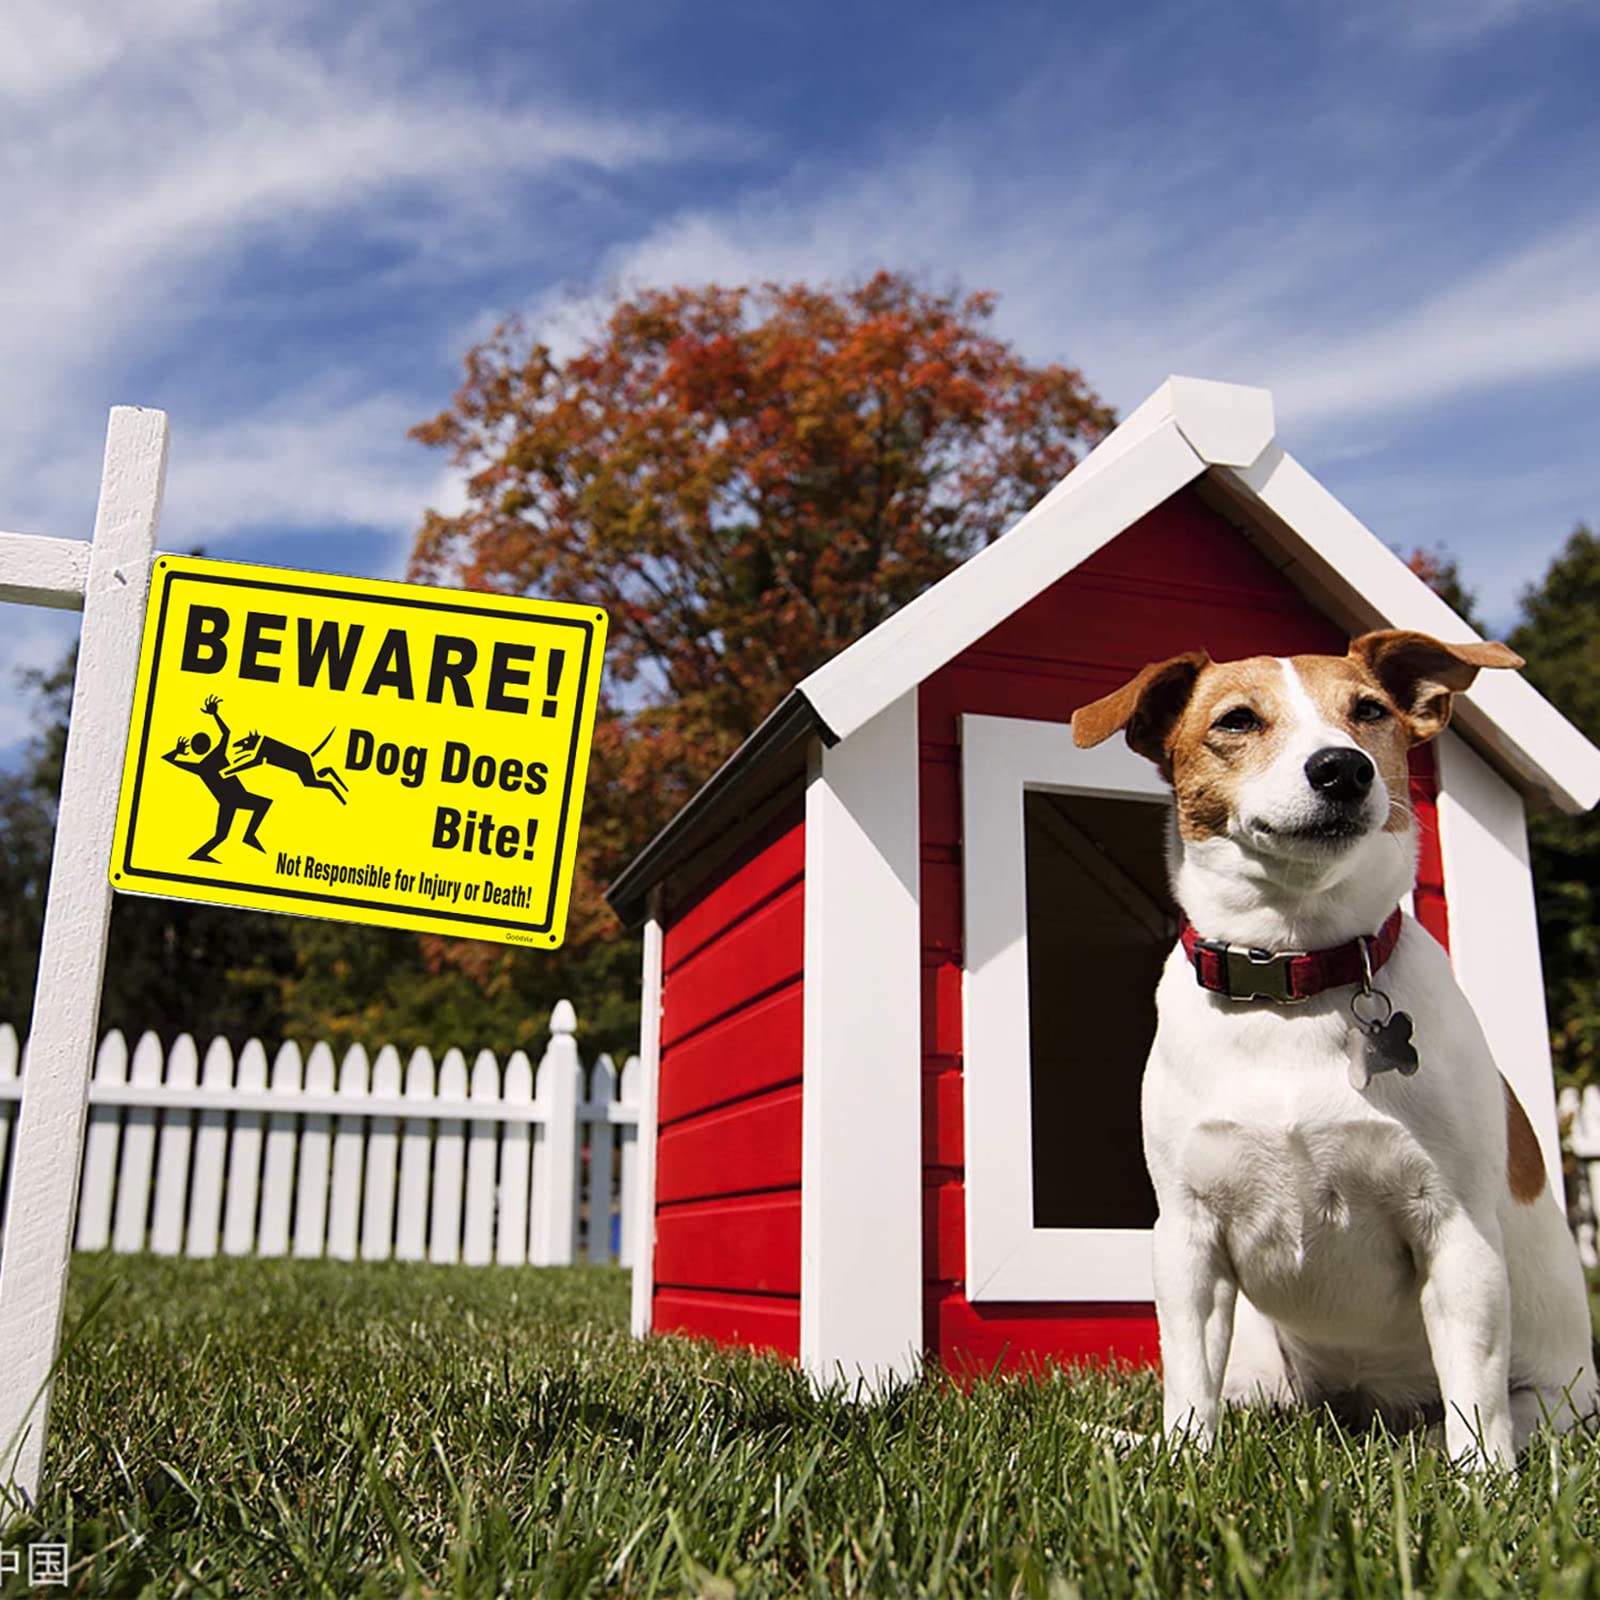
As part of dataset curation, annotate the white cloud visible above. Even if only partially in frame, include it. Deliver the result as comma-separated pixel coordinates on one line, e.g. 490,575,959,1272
0,4,717,540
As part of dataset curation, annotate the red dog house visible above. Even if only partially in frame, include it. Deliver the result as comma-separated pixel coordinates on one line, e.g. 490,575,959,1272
606,376,1600,1386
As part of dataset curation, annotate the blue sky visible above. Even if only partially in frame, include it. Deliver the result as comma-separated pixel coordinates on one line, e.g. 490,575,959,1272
3,0,1599,757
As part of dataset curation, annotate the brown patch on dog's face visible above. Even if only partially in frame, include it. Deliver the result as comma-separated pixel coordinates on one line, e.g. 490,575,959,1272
1501,1074,1546,1203
1163,658,1294,841
1288,655,1413,833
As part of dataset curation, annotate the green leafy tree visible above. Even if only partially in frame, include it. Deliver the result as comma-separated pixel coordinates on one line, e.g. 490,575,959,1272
1509,527,1600,1086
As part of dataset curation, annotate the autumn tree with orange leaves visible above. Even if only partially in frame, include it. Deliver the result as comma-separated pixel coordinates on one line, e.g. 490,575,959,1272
409,273,1114,1045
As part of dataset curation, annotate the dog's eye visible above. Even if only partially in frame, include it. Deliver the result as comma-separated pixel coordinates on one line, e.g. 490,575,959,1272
1212,706,1261,733
1351,699,1390,724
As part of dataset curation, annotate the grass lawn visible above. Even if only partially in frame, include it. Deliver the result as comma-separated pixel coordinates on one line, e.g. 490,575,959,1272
4,1257,1600,1596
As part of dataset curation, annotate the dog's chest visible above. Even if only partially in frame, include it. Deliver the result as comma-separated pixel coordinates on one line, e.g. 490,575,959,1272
1181,1108,1438,1336
1150,976,1446,1336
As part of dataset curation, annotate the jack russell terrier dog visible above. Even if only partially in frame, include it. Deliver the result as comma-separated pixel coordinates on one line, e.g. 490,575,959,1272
1071,629,1595,1469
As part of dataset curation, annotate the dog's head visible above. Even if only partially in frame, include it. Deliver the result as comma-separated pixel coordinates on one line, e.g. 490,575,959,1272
1071,631,1521,881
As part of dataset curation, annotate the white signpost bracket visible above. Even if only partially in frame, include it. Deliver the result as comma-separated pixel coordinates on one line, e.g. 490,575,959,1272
0,407,168,1502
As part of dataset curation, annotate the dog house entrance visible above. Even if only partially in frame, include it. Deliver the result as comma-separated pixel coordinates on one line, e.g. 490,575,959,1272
1023,791,1173,1231
961,713,1169,1301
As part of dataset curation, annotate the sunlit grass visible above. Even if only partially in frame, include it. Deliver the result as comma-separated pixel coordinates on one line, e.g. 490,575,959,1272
4,1255,1599,1596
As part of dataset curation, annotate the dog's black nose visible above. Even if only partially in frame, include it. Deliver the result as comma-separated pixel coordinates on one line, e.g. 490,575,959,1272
1305,746,1375,803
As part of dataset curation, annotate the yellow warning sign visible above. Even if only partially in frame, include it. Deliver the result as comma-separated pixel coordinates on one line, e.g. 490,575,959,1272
110,556,607,947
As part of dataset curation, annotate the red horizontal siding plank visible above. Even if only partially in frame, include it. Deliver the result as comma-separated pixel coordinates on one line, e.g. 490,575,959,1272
654,1192,802,1295
656,1085,802,1204
1407,744,1450,952
664,815,804,974
653,1289,800,1359
661,882,804,1048
658,983,803,1126
927,1293,1161,1375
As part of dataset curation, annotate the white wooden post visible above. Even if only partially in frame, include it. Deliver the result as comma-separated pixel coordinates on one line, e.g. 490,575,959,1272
630,907,663,1337
800,692,924,1390
0,407,167,1497
530,1000,580,1266
618,1054,641,1270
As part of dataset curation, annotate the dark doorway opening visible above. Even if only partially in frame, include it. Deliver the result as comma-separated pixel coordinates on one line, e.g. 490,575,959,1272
1023,790,1176,1230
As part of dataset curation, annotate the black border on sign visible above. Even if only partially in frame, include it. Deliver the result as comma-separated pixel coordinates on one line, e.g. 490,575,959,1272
119,566,598,935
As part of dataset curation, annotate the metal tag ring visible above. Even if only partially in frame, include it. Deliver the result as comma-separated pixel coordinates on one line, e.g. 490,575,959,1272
1350,987,1394,1030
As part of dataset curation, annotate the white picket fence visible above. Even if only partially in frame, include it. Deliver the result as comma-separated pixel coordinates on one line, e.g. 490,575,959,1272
1560,1084,1600,1269
0,1000,641,1267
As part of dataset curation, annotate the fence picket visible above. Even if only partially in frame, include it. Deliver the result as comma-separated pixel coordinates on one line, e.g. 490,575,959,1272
429,1049,468,1264
463,1051,500,1266
0,1026,16,1213
293,1043,335,1258
497,1050,533,1267
258,1042,302,1256
618,1055,641,1269
223,1040,268,1255
75,1031,126,1251
361,1046,401,1261
149,1035,199,1255
185,1037,234,1257
395,1048,434,1262
327,1044,368,1262
585,1054,617,1264
530,1001,580,1266
111,1032,164,1253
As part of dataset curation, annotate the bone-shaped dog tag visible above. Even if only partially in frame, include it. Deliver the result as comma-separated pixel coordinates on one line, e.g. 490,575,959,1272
1346,1010,1420,1091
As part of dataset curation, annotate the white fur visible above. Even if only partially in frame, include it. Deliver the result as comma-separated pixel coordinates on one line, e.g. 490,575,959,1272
1147,662,1595,1469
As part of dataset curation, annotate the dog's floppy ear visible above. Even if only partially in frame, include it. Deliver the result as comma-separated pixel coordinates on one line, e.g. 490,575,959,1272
1348,630,1523,744
1072,651,1210,767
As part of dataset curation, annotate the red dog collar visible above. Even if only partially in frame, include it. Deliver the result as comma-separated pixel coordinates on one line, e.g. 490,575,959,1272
1179,907,1404,1005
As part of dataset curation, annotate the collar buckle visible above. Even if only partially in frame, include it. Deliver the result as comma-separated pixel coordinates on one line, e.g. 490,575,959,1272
1194,939,1308,1004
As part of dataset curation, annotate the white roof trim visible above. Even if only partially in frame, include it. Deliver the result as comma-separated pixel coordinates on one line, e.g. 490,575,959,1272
796,375,1600,814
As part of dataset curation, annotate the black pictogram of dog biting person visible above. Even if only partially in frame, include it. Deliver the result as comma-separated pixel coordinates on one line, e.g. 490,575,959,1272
222,727,349,803
162,696,272,862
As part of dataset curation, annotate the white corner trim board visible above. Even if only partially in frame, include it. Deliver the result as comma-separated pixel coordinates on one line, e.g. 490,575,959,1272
0,408,168,1500
629,899,664,1339
800,691,923,1388
960,715,1165,1303
1433,730,1563,1186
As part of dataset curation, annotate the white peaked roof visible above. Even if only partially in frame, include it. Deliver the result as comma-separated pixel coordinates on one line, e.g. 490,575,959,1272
798,375,1600,815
